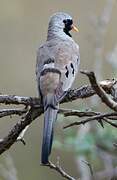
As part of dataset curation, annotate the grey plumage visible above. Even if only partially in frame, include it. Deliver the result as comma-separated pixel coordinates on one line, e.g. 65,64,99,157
36,12,80,164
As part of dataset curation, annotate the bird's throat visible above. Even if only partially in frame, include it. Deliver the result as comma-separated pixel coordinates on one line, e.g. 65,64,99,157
63,28,72,37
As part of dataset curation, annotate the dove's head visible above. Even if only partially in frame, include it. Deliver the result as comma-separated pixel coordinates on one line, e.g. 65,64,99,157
47,12,79,40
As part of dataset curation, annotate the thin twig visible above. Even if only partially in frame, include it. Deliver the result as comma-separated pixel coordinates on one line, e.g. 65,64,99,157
0,108,27,118
64,112,117,129
43,161,76,180
103,118,117,128
59,108,100,117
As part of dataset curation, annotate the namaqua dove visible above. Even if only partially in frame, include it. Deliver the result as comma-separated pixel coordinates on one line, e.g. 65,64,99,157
36,12,80,164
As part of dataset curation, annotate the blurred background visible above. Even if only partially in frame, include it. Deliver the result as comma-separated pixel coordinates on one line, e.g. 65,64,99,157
0,0,117,179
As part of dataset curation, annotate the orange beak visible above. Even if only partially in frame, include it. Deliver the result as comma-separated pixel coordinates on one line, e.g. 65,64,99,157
71,24,79,32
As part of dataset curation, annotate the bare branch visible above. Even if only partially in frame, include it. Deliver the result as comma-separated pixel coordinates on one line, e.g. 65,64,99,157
0,108,27,118
81,70,117,111
0,107,42,154
103,119,117,128
59,108,100,117
63,78,117,103
0,95,40,106
43,161,76,180
64,112,117,129
0,78,116,107
0,74,116,155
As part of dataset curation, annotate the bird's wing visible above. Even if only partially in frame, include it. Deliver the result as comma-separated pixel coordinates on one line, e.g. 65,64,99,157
36,44,51,98
54,40,80,92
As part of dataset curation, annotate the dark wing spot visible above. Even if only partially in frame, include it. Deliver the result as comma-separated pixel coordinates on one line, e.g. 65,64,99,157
70,63,75,75
65,66,69,78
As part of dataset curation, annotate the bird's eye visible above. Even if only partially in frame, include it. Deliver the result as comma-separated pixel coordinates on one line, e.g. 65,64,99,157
63,19,73,25
67,19,73,25
63,19,67,24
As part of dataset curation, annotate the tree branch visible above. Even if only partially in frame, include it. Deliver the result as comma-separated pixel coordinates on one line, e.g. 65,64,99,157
59,108,100,117
0,71,117,179
0,108,27,118
0,95,40,106
0,107,42,154
63,111,117,129
0,77,116,107
81,70,117,111
0,76,116,155
43,160,76,180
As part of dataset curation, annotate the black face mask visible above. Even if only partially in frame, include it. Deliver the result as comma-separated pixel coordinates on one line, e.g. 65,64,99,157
63,19,73,37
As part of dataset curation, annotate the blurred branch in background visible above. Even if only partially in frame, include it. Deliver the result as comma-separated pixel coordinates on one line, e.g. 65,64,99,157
91,0,115,80
0,71,117,179
90,0,115,106
73,1,117,179
0,153,18,180
75,126,93,180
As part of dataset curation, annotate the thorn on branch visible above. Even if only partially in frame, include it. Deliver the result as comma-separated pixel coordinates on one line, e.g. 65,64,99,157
16,125,29,145
17,138,26,145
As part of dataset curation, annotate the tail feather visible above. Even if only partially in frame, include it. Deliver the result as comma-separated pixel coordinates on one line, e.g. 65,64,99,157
41,106,57,164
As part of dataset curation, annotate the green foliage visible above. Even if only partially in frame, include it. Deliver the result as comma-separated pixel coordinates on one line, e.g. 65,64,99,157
54,121,117,158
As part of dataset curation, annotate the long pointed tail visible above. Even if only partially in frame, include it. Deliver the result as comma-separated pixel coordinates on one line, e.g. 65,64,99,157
41,106,57,164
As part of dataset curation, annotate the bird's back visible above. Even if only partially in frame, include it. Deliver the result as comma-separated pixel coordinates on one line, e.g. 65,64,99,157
36,37,80,95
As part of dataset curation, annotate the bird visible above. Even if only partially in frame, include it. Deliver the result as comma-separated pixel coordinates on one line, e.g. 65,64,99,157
36,12,80,164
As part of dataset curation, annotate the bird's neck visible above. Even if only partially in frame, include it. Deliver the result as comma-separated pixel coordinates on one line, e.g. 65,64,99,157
47,25,72,41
